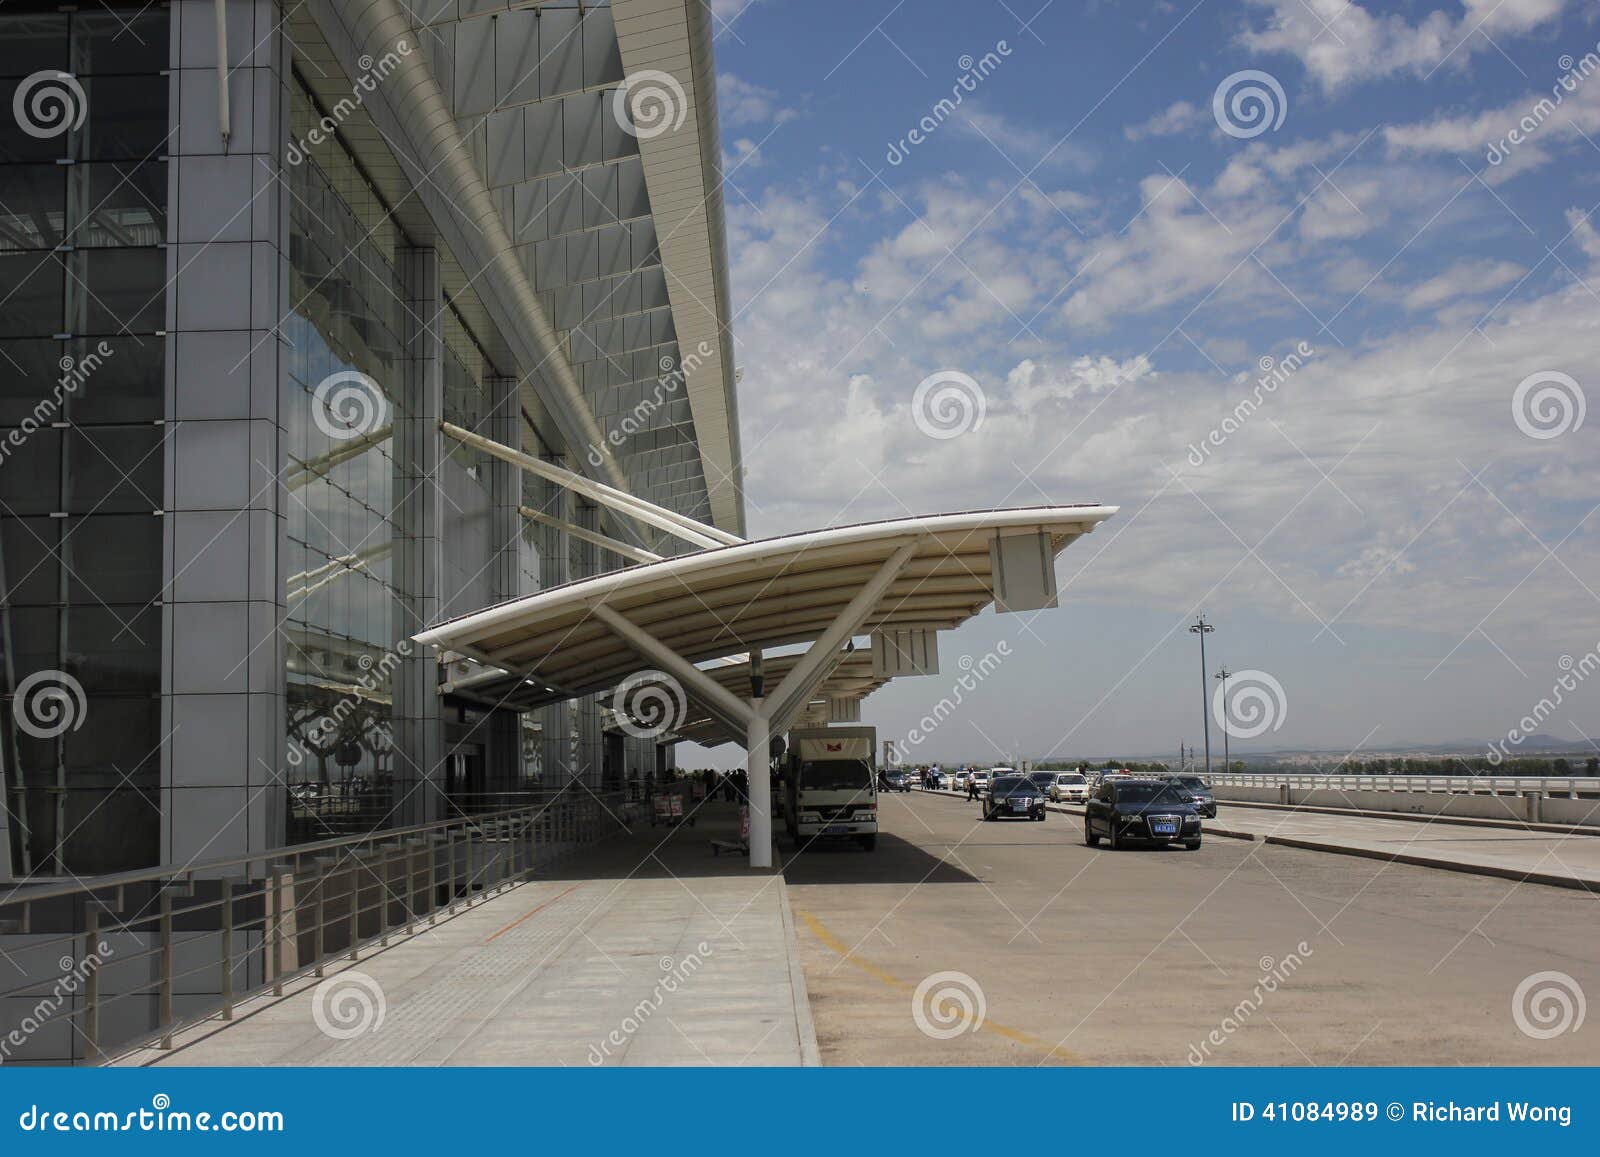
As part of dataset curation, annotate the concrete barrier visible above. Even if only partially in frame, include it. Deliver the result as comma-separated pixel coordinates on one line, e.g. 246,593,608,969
1209,783,1599,828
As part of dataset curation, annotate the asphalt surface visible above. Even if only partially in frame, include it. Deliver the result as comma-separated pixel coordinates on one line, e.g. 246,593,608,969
784,790,1600,1066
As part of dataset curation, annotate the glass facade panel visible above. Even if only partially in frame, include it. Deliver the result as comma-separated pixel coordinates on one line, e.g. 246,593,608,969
0,4,167,875
283,78,409,834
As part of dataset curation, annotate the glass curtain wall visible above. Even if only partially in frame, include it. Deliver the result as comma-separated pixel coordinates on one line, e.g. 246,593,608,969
282,78,409,841
0,4,169,875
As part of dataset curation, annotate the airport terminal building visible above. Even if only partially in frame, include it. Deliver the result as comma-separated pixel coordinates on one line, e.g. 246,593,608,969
0,0,745,878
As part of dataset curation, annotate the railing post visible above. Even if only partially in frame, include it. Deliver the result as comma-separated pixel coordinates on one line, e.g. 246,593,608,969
428,839,439,925
313,860,327,977
347,861,360,962
82,907,100,1064
159,888,174,1048
220,879,235,1020
270,866,285,997
378,847,393,947
404,842,420,934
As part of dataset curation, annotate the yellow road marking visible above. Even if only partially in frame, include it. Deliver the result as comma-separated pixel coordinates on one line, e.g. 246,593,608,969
794,906,1083,1062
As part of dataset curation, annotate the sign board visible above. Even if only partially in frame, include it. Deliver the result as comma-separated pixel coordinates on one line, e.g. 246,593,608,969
872,627,939,677
828,696,861,723
990,529,1058,613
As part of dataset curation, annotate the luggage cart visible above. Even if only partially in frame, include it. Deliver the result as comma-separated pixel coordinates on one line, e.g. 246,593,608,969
650,789,695,828
711,805,750,857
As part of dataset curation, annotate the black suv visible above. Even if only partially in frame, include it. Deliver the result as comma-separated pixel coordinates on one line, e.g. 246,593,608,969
1084,778,1202,850
879,769,912,792
982,775,1046,821
1166,774,1217,818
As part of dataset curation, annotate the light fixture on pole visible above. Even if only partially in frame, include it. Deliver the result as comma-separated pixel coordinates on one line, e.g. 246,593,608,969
1189,614,1215,776
1214,665,1231,775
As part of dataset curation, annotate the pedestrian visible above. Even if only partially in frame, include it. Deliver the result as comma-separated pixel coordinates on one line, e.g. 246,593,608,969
967,775,980,801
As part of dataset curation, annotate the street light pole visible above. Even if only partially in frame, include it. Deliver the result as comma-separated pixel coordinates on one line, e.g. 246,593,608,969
1214,666,1231,775
1189,614,1215,776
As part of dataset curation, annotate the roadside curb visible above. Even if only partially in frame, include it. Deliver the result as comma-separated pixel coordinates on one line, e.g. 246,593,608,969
1215,797,1600,838
1262,834,1600,894
777,880,823,1067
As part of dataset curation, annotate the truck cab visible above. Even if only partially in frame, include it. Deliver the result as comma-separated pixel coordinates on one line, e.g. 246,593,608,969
784,726,878,850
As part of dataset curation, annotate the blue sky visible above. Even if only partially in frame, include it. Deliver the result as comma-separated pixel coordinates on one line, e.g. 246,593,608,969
679,0,1600,767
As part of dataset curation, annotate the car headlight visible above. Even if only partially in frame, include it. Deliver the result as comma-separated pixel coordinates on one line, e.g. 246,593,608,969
855,809,876,820
800,812,820,822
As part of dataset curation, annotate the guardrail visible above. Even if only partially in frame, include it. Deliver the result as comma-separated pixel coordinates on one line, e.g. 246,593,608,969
1206,772,1595,797
0,789,628,1066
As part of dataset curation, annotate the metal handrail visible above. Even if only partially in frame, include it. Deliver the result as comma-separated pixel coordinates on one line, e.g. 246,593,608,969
0,789,630,1065
1206,772,1596,796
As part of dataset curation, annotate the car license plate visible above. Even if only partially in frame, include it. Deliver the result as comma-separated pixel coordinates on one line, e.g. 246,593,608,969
824,824,848,835
1010,800,1027,811
1152,820,1176,835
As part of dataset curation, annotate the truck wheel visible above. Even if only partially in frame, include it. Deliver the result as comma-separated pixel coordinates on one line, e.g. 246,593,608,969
1084,819,1099,847
1185,839,1202,851
858,834,877,851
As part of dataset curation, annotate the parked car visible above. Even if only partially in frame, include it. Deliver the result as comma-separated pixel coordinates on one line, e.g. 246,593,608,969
1027,771,1057,796
1084,778,1202,850
1047,772,1090,803
1090,768,1132,788
982,774,1046,821
1166,774,1217,817
880,769,913,792
952,770,971,790
924,769,946,789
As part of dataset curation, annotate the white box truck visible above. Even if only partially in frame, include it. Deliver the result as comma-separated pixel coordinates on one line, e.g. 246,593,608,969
783,726,878,850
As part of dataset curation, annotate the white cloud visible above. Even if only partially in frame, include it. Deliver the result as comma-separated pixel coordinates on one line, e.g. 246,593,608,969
1401,258,1526,310
1124,100,1204,140
1239,0,1568,92
718,72,796,128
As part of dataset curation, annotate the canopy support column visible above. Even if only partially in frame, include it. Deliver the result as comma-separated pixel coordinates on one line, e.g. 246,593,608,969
761,537,922,733
589,604,756,733
746,707,771,869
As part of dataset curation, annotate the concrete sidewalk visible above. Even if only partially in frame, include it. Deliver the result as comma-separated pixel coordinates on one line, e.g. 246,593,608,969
116,802,820,1067
920,786,1600,891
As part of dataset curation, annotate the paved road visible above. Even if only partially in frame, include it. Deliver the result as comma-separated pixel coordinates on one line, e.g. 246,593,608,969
785,791,1600,1066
